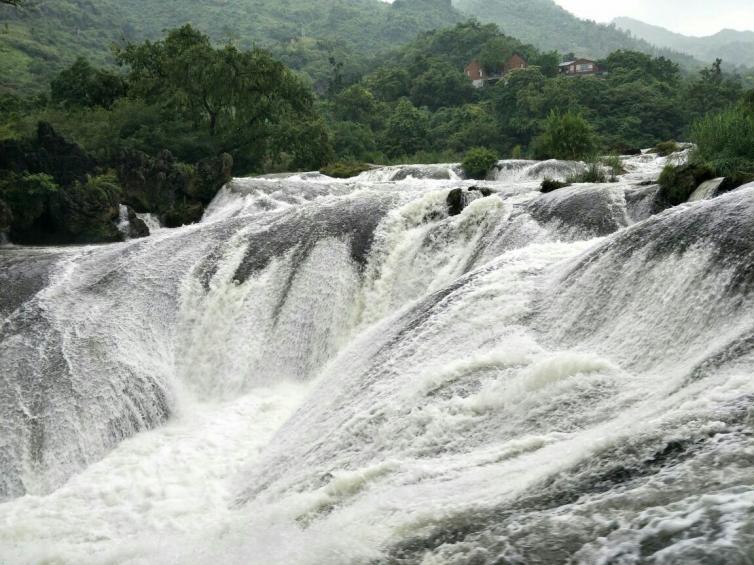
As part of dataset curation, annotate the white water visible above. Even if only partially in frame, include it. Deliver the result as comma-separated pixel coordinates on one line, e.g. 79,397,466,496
1,152,754,564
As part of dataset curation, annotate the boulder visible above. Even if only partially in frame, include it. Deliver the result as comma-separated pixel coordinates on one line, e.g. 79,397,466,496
48,175,123,243
127,207,150,239
191,153,234,203
657,163,715,207
446,188,465,216
117,149,187,214
163,201,205,228
0,122,95,187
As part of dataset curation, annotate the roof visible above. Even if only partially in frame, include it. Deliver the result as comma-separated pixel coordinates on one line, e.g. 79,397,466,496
560,58,597,66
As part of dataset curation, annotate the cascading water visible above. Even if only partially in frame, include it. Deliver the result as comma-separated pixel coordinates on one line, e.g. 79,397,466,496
1,153,753,564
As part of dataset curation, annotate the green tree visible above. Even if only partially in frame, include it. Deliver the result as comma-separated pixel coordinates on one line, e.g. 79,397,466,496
532,110,599,160
410,61,473,110
51,58,127,109
383,98,429,157
116,25,331,172
462,147,497,179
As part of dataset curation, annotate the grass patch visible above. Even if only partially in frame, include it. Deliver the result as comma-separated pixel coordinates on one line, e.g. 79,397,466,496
652,140,680,157
566,162,610,183
319,162,372,178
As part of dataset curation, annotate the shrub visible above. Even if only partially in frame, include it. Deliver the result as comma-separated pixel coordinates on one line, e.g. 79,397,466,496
600,155,626,177
658,163,715,206
319,162,372,178
566,162,609,183
690,108,754,177
532,111,600,161
540,178,570,193
0,172,59,230
462,147,498,180
653,140,680,156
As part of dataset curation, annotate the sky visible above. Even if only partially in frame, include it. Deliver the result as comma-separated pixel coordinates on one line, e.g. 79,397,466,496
554,0,754,36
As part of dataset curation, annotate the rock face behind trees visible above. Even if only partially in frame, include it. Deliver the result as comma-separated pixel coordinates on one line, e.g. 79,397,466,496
0,122,95,187
117,149,233,227
0,123,234,244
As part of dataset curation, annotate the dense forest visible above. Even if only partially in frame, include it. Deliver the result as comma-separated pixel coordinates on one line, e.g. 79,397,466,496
0,0,461,93
1,2,752,246
5,0,752,97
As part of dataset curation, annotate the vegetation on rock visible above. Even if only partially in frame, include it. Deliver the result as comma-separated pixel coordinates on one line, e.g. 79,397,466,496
540,178,570,193
320,162,372,178
532,111,599,161
658,162,715,206
462,147,498,180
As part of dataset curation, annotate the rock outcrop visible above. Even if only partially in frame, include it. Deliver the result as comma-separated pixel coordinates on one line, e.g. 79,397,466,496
117,149,233,226
48,175,123,244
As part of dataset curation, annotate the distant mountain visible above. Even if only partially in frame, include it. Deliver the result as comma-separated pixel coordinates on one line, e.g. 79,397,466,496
452,0,700,68
614,17,754,69
0,0,462,93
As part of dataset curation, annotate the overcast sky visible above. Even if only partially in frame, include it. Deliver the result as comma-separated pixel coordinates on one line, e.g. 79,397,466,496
554,0,754,36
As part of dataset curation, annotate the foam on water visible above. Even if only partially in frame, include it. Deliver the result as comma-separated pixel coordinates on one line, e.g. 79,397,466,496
1,150,753,564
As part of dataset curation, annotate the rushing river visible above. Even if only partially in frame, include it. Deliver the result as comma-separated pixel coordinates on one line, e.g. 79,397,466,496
1,153,753,564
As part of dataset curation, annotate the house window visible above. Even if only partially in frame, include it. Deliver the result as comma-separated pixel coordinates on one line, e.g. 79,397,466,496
576,63,593,73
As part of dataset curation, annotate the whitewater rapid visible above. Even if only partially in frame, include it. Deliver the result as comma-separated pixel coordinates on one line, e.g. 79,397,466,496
1,153,753,564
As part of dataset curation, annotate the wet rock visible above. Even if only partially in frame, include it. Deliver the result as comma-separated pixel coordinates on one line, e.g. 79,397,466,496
48,175,123,243
126,207,150,239
469,186,493,197
0,122,95,187
118,150,233,227
529,185,629,238
191,153,234,203
117,149,186,214
688,177,726,202
447,188,465,216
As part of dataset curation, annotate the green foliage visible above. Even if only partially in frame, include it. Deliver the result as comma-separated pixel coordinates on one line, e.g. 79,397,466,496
0,0,462,96
540,178,569,193
409,61,473,111
532,111,599,161
690,107,754,177
658,162,715,206
0,172,58,229
114,25,330,172
684,59,745,122
653,141,680,156
50,173,122,242
602,50,680,84
51,57,126,109
600,155,626,176
319,161,371,178
383,98,430,158
566,162,609,183
462,147,497,180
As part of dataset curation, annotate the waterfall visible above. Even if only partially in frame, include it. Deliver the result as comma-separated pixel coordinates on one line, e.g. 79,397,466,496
1,156,753,564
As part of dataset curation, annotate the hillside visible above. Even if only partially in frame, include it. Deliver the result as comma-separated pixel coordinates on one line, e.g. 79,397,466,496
614,16,754,69
451,0,700,68
0,0,462,93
